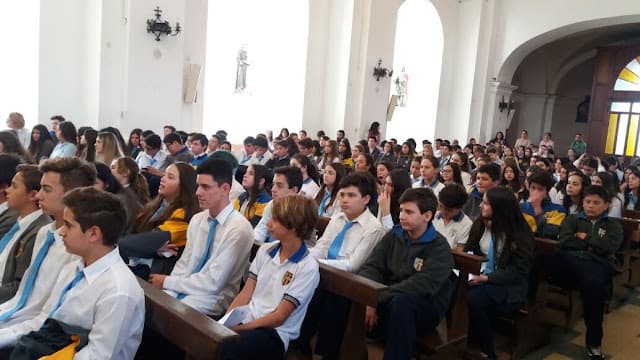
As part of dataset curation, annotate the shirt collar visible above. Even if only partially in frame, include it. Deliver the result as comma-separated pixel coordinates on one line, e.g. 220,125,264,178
0,202,7,215
303,177,313,185
210,203,235,225
394,223,437,244
79,247,121,285
577,210,609,221
337,209,370,224
268,241,309,263
175,146,189,156
194,153,207,160
17,209,44,229
429,178,440,188
435,211,463,222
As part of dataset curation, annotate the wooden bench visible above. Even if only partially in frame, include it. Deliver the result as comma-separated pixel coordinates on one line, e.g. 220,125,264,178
316,251,485,359
138,278,239,360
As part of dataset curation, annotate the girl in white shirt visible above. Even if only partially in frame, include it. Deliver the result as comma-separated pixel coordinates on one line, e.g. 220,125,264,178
291,154,321,199
315,163,346,217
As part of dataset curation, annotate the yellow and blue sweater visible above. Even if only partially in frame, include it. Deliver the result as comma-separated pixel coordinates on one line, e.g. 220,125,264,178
520,200,566,239
234,190,271,227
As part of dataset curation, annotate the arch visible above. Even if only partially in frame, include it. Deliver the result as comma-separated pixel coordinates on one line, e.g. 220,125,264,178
498,15,640,84
385,0,443,143
548,49,597,95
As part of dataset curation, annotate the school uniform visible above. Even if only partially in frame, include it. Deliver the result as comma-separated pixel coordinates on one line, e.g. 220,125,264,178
316,191,340,218
300,178,320,199
293,210,385,357
358,224,454,359
265,154,291,170
412,178,445,198
432,211,473,249
235,150,254,166
163,146,193,168
190,153,209,168
545,211,623,349
520,199,566,239
0,210,51,302
163,205,254,317
0,224,79,329
0,247,145,358
252,151,272,166
0,203,19,240
254,201,273,243
220,241,319,359
234,190,271,227
135,150,167,171
49,143,77,159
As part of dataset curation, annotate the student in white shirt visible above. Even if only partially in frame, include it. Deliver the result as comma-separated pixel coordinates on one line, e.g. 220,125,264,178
413,155,445,198
220,195,320,359
254,166,303,243
236,136,257,166
291,154,320,199
135,134,167,172
6,113,30,149
0,165,51,301
0,187,144,359
251,136,272,166
315,163,347,218
292,171,386,358
0,158,95,330
149,158,254,317
433,183,473,250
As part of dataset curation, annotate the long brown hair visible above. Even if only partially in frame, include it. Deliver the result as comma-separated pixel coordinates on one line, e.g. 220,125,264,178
114,157,150,204
134,162,198,233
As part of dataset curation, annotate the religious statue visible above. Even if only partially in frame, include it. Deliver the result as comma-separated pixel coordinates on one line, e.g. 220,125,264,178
235,45,250,92
395,66,409,106
576,95,590,123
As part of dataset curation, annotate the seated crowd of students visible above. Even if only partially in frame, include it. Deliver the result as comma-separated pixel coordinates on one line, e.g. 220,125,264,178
0,116,632,360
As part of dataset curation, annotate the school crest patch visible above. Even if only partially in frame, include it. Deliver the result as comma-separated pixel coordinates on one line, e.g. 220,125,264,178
414,257,424,271
282,271,294,286
598,228,606,237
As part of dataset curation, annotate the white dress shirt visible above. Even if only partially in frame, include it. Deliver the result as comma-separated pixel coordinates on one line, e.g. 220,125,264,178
135,150,167,170
300,178,320,199
0,210,45,285
0,247,144,360
310,210,386,272
254,201,273,242
0,223,79,328
245,242,319,351
49,142,77,159
164,205,254,316
252,151,272,166
412,178,445,198
433,211,473,249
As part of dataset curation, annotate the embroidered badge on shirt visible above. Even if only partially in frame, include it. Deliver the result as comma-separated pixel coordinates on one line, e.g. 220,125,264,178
282,271,294,286
413,257,424,272
598,228,606,237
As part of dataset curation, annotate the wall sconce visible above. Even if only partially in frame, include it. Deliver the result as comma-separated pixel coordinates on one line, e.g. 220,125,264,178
498,96,514,112
146,7,181,41
373,59,393,81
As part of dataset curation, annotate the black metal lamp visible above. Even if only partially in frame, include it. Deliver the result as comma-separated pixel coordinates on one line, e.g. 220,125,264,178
146,7,181,41
498,96,514,112
373,59,393,81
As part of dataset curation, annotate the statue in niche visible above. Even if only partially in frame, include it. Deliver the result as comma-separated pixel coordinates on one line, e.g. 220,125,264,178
235,45,250,92
576,95,590,123
394,66,409,106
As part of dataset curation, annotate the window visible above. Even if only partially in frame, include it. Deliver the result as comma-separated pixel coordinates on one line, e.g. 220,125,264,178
613,57,640,92
605,101,640,156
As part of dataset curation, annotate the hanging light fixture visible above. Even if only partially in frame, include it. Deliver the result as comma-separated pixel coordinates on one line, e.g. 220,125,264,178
146,6,181,41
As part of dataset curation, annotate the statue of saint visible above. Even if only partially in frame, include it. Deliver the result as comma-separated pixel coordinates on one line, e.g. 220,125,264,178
235,45,250,91
395,66,408,106
576,95,590,123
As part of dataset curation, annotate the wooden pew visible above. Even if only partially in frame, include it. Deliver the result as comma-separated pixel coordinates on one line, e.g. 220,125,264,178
623,209,640,220
138,278,239,360
316,251,485,359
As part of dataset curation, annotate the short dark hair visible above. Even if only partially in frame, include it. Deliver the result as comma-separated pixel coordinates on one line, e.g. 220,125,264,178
583,158,598,169
163,125,176,133
16,164,43,192
243,136,255,145
39,158,97,191
190,133,208,147
438,183,468,209
163,133,182,145
254,136,269,149
144,134,162,150
527,167,554,192
337,171,377,203
399,187,438,215
197,158,233,186
298,138,313,149
583,185,610,203
0,154,21,187
275,139,290,149
273,166,303,191
63,187,126,247
50,115,65,122
476,163,501,181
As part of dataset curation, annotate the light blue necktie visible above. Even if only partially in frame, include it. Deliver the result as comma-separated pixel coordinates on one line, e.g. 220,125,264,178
0,231,56,321
49,268,84,317
177,218,218,300
484,232,495,275
318,191,331,215
0,223,20,254
327,221,354,260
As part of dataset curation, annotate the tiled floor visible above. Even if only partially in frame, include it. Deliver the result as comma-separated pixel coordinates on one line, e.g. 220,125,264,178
361,288,640,359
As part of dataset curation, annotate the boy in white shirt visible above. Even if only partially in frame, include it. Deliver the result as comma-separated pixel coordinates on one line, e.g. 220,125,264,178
220,195,319,359
292,171,386,358
433,183,473,250
149,158,254,318
0,187,144,359
254,166,303,243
